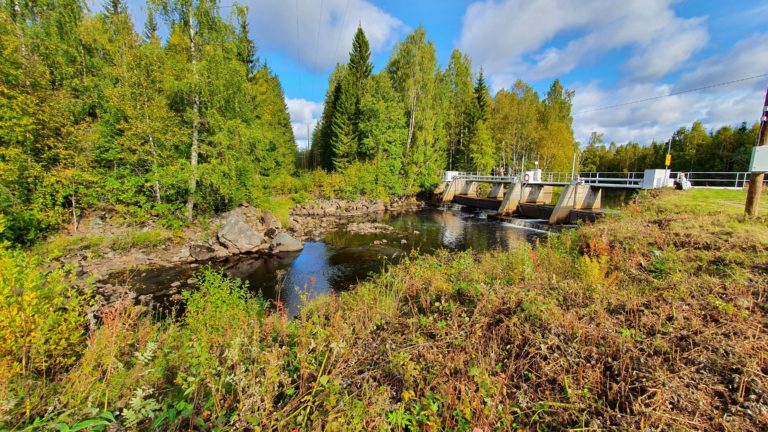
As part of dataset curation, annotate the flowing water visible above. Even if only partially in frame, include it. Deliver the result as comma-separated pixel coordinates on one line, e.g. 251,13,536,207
112,205,550,316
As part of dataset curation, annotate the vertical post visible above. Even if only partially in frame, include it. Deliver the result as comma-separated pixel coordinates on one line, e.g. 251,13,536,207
745,88,768,216
570,151,578,182
306,124,311,169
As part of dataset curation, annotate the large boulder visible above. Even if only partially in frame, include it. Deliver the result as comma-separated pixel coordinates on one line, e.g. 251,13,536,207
217,211,264,253
271,232,303,253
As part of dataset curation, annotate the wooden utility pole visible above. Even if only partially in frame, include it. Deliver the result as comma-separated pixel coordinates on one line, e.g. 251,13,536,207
745,88,768,216
306,124,311,169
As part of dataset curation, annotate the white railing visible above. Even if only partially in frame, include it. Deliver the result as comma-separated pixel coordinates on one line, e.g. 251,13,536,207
450,171,764,190
671,172,759,189
454,172,518,182
577,172,644,188
538,172,572,183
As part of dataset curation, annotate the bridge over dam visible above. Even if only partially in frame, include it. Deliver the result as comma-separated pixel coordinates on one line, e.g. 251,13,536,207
433,170,756,224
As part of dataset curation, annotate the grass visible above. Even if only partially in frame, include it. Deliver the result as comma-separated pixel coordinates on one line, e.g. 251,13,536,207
252,195,297,228
109,228,174,251
37,233,107,260
33,227,176,260
653,187,767,216
2,189,767,430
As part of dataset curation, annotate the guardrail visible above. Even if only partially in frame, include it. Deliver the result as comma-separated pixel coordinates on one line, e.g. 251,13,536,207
451,171,765,189
577,172,644,188
671,172,758,189
454,174,518,182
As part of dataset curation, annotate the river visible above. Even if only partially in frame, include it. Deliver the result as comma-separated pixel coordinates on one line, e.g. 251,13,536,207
113,205,550,316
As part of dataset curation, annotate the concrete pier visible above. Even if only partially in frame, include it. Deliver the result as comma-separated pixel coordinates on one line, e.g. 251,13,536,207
438,177,607,225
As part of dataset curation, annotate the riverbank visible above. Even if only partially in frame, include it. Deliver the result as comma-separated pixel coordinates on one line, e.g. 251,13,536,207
31,196,422,307
2,189,767,430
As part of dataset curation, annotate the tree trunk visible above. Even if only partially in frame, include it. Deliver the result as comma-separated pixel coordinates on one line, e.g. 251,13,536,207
185,17,199,221
406,94,416,152
71,166,78,232
144,105,161,203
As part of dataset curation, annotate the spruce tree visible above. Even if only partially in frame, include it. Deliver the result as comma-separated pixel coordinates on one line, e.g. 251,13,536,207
473,68,490,122
144,8,158,41
348,25,373,87
331,80,358,169
235,5,257,75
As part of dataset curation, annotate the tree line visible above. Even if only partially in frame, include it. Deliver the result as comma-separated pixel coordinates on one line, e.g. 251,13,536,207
308,26,579,196
5,2,753,246
0,0,296,244
580,121,760,173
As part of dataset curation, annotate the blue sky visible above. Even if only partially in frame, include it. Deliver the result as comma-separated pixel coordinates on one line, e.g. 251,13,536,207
113,0,768,149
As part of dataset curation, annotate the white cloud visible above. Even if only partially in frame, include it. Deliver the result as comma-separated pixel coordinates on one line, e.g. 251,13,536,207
458,0,708,89
573,74,768,145
286,98,324,149
245,0,404,71
572,33,768,146
675,34,768,92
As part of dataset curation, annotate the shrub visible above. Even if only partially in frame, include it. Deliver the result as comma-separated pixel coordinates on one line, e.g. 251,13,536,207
0,247,92,420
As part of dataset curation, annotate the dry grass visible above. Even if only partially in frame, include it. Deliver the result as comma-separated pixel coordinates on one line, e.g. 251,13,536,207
3,188,767,431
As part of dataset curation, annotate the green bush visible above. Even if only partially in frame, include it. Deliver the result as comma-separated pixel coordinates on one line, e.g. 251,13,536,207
0,246,92,422
0,248,92,376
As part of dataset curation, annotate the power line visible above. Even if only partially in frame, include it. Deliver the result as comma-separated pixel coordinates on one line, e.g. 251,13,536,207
574,72,768,115
315,0,324,68
334,0,352,62
294,0,303,94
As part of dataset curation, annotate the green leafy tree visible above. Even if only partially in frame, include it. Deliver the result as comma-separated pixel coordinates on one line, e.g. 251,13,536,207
385,26,447,191
444,49,474,170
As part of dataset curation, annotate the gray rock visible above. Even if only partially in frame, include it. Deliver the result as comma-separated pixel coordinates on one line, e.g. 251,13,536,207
262,210,282,230
189,242,217,260
173,246,191,262
218,211,264,253
401,239,407,245
271,232,303,253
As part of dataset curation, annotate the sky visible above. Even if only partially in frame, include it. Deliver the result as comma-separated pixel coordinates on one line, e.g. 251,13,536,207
111,0,768,150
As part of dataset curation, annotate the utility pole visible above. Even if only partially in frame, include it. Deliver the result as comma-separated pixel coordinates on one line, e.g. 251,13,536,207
745,88,768,216
306,124,311,169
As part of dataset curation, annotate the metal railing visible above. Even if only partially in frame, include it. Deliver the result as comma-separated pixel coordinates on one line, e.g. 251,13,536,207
451,171,764,190
670,172,759,189
577,172,644,188
453,172,518,182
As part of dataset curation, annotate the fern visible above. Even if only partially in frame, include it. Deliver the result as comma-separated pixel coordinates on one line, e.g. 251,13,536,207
134,341,157,365
122,387,160,429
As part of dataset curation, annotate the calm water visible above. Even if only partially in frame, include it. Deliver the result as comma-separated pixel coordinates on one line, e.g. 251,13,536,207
114,205,548,315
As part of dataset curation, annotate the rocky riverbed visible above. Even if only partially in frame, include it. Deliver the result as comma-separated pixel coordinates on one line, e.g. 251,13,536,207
56,197,423,308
